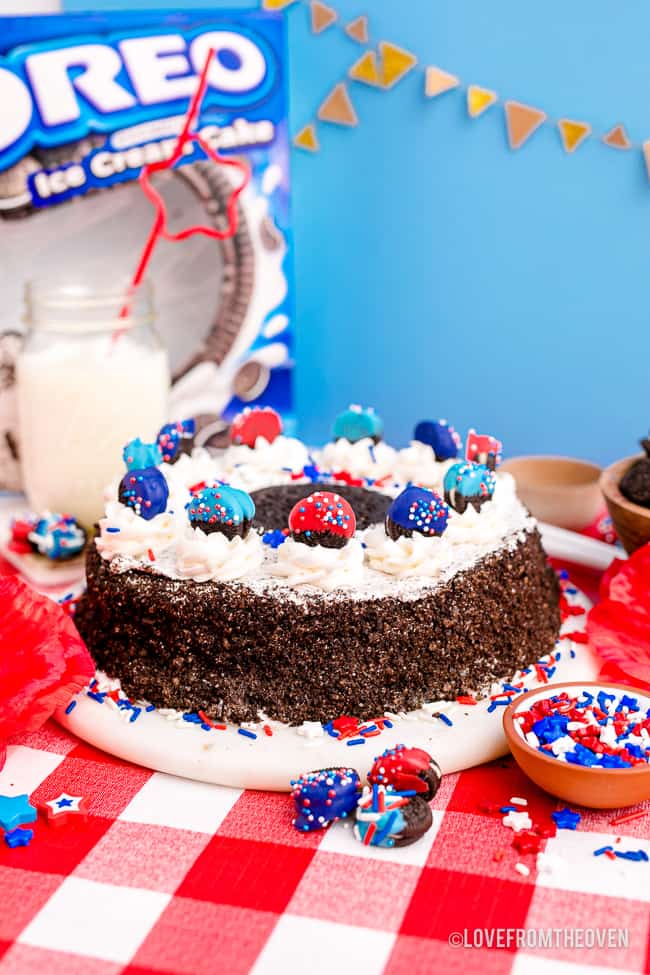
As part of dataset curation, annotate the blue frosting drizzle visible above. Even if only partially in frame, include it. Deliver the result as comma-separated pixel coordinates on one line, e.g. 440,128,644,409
386,486,449,539
123,438,163,471
333,405,383,443
119,467,169,520
187,484,255,536
413,419,461,461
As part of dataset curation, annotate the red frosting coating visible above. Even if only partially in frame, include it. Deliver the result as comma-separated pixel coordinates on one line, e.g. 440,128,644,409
230,407,283,448
288,491,356,540
368,744,436,795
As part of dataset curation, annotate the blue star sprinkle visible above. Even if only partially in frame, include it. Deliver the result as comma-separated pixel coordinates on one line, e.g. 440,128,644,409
0,794,37,831
552,807,581,830
4,827,34,848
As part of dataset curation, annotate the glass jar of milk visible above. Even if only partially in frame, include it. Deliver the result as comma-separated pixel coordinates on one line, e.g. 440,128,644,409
17,279,170,528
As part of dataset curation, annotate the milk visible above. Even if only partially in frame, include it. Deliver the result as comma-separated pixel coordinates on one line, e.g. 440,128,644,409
17,333,169,527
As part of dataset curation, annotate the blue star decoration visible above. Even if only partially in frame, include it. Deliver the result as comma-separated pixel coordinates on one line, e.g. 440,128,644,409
0,794,37,831
552,807,581,830
4,826,34,849
56,797,73,808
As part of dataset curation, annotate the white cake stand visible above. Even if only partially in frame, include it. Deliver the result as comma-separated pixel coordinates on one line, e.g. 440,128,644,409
56,584,598,791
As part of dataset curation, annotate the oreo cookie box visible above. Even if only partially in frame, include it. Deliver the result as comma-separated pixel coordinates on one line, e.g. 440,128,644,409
0,9,293,491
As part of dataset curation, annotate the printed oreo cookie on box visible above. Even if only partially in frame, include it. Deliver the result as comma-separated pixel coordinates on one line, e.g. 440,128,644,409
0,10,293,488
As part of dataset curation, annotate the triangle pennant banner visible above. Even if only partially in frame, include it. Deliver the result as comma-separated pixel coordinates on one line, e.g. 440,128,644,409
318,82,359,126
424,66,460,99
293,124,320,152
349,51,381,87
603,124,631,150
467,85,497,118
345,15,369,44
505,100,547,149
379,41,418,89
311,0,337,34
263,0,298,8
558,119,591,153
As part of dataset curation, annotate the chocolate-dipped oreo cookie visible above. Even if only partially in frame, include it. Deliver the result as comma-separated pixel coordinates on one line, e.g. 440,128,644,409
620,436,650,509
123,438,163,472
414,419,461,461
119,467,169,520
187,483,255,538
368,744,442,801
385,486,449,541
443,461,496,514
354,785,433,848
288,491,356,548
27,513,87,561
157,419,195,464
230,406,282,448
465,429,503,472
333,405,383,444
291,767,361,832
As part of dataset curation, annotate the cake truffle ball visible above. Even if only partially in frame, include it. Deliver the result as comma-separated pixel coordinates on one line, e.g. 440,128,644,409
444,461,496,514
119,467,169,520
368,744,442,801
122,438,163,471
288,491,356,548
354,785,433,848
188,484,255,539
230,406,283,448
157,419,195,464
385,486,449,541
619,437,650,509
413,419,461,461
28,513,87,561
465,429,502,471
333,405,383,444
291,767,361,832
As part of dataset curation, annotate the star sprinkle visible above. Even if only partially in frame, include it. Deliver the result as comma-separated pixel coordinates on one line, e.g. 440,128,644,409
40,793,88,827
552,807,581,830
0,794,37,831
4,826,34,848
502,810,533,832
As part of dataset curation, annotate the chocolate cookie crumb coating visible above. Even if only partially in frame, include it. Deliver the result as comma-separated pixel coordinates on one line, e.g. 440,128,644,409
76,528,560,724
620,438,650,509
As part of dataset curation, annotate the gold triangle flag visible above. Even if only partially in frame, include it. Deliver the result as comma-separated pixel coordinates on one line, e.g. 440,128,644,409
603,124,631,150
311,1,337,34
293,124,319,152
425,66,459,98
467,85,497,118
349,51,380,87
379,41,417,89
558,119,591,153
505,100,546,149
263,0,297,9
318,83,358,126
345,15,369,44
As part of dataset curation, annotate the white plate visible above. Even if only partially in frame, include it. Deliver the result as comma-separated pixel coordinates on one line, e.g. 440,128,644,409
56,584,598,791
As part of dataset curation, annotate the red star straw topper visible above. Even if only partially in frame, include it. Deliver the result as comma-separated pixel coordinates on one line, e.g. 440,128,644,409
120,47,251,321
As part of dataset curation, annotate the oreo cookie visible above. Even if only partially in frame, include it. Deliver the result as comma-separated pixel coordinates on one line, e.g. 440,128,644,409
354,785,433,848
291,767,361,832
368,744,442,801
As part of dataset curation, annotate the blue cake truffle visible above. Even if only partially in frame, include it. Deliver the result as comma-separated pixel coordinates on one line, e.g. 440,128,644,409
119,467,169,520
413,419,461,461
291,767,361,832
385,486,449,540
157,419,195,465
187,484,255,539
443,461,496,514
333,405,383,444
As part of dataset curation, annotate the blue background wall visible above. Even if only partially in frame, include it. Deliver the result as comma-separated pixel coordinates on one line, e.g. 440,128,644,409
63,0,650,463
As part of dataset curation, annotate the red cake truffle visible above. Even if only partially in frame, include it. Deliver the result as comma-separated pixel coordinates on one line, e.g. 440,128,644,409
230,406,283,448
288,491,356,549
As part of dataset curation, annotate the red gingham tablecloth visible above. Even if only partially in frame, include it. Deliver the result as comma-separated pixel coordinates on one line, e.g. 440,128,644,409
0,562,648,975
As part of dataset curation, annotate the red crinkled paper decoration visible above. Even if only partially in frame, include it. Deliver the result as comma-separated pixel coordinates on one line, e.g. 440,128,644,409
587,545,650,690
0,574,95,738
